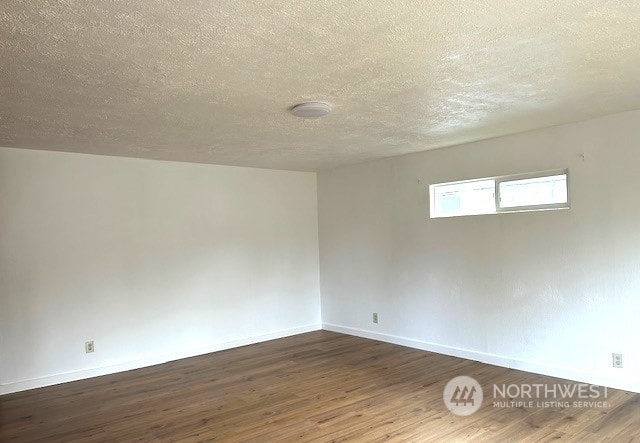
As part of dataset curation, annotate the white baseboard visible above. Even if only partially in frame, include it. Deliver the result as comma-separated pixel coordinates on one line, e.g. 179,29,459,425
0,323,321,395
5,323,638,396
322,323,640,394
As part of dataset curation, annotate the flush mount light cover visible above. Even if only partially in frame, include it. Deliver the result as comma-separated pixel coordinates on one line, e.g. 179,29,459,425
290,102,332,118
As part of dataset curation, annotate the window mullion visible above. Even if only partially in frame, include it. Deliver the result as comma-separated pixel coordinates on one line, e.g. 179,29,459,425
494,179,501,212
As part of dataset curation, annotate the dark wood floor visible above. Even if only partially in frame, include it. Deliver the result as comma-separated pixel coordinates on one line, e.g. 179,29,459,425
1,331,639,442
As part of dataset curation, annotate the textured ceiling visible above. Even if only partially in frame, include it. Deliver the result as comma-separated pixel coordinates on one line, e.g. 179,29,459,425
1,1,639,171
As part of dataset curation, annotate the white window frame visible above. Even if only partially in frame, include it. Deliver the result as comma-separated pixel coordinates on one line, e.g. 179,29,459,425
495,170,569,213
429,169,570,219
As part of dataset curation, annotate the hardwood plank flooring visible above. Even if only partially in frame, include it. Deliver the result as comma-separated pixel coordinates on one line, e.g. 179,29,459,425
1,331,639,442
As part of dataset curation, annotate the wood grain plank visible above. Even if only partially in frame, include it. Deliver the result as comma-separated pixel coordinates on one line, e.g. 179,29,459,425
1,331,638,442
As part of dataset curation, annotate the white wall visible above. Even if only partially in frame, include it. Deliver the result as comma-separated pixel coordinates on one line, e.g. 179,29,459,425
318,110,640,393
0,147,320,394
3,111,639,397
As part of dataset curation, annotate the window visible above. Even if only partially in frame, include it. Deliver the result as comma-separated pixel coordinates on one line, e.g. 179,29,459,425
431,179,495,217
429,170,569,218
498,174,567,209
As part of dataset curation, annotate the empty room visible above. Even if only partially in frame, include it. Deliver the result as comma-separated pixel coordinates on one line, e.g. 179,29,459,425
1,1,639,442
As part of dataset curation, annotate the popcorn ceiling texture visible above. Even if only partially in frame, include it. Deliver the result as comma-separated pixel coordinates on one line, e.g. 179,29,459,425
1,1,639,171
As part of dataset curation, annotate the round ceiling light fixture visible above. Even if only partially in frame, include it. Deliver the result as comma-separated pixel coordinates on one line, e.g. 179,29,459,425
290,101,332,119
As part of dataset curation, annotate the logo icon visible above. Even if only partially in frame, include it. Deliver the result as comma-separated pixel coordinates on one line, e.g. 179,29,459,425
443,376,483,416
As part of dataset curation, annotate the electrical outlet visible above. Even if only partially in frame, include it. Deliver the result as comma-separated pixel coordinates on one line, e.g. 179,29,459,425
85,341,94,353
612,353,623,368
373,313,378,324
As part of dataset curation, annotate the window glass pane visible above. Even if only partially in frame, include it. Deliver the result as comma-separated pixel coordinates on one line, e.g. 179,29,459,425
432,179,495,217
499,174,567,208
